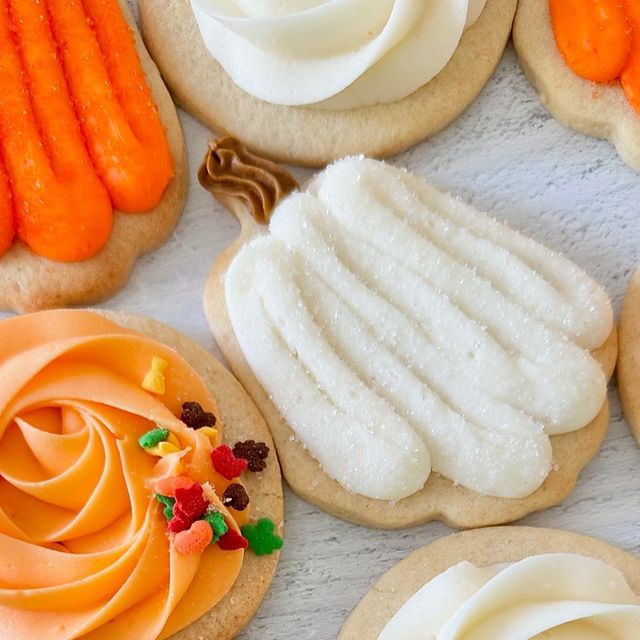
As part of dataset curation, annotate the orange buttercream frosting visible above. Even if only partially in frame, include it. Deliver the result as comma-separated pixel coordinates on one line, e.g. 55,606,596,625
0,310,248,640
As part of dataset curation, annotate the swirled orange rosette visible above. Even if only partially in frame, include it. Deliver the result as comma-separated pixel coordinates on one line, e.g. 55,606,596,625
0,310,250,640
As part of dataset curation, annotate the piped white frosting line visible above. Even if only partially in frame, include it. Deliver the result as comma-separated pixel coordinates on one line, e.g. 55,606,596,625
225,158,612,500
378,554,640,639
189,0,487,108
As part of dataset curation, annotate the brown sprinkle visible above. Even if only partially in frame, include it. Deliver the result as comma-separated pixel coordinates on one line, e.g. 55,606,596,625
222,483,250,511
180,401,217,430
233,440,270,473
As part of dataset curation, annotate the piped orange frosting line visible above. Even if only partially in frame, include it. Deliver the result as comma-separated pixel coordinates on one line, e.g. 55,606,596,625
0,0,113,262
0,0,174,262
550,0,631,83
47,0,174,213
0,310,245,640
621,0,640,113
0,162,14,257
550,0,640,115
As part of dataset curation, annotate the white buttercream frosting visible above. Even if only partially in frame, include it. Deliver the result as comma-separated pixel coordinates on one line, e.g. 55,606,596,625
189,0,488,108
378,554,640,639
225,158,612,501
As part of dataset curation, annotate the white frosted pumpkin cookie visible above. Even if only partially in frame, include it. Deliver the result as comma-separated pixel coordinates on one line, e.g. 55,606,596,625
617,266,640,446
138,0,517,167
0,309,283,640
202,137,616,529
339,527,640,639
513,0,640,172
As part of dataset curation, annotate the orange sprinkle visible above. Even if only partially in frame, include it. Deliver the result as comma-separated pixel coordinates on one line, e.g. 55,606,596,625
174,520,213,555
155,475,194,498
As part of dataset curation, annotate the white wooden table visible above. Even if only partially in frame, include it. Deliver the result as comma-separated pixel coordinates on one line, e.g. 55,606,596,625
3,34,640,638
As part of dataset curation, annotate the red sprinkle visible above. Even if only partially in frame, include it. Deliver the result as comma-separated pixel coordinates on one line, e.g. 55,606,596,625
167,512,191,533
155,475,193,498
174,484,209,520
211,445,248,480
218,528,249,551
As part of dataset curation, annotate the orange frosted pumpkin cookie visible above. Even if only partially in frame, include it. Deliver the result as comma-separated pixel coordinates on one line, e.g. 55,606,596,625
514,0,640,171
0,0,187,311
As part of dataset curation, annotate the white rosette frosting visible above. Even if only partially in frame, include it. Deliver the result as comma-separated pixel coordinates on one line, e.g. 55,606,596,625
379,554,640,639
189,0,487,108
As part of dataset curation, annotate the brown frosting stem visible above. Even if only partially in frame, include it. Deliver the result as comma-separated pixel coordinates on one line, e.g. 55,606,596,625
198,137,299,225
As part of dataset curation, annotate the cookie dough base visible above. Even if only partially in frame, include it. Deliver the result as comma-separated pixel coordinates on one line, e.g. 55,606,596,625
513,0,640,172
339,526,640,639
617,266,640,445
0,1,188,313
139,0,517,167
204,198,618,530
100,311,284,640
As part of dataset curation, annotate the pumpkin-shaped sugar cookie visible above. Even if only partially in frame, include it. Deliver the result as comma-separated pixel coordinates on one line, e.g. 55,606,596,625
0,0,187,312
202,137,616,529
514,0,640,172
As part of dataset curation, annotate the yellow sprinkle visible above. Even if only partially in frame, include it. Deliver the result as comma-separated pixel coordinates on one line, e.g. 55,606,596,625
146,441,181,457
142,357,169,395
167,432,181,448
198,427,219,445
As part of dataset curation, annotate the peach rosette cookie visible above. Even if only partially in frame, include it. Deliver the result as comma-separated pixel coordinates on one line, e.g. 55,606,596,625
0,309,283,640
201,138,616,530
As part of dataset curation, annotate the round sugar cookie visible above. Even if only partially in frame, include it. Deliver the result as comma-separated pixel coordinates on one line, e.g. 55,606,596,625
513,0,640,172
201,138,618,530
102,312,284,640
1,310,284,640
617,266,640,446
0,0,188,313
138,0,517,167
339,526,640,639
